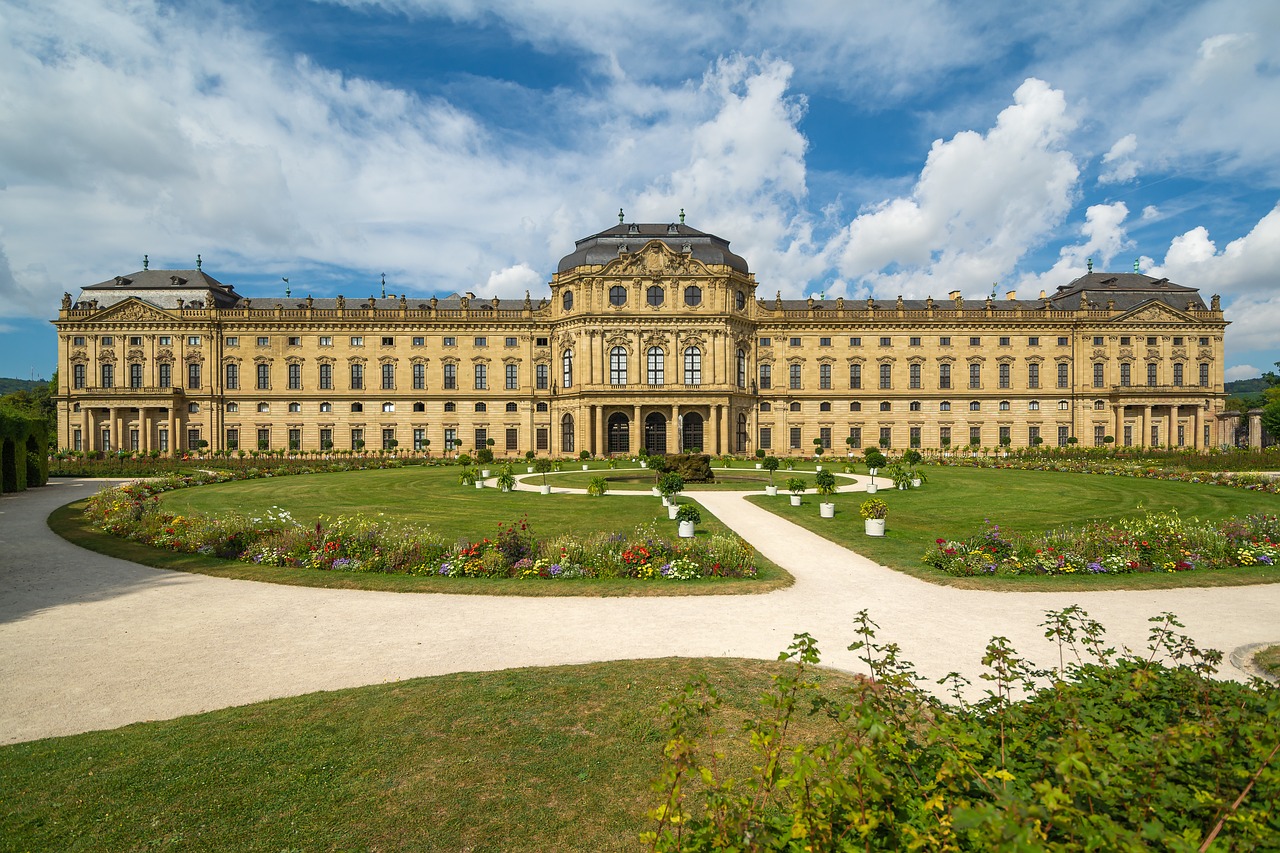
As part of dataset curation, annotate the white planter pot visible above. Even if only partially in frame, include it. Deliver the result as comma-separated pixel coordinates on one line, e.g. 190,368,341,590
582,464,589,470
527,465,534,473
640,461,647,468
480,469,491,478
868,467,878,476
755,463,762,469
816,465,822,471
668,504,680,520
651,486,661,497
789,495,802,506
864,518,885,536
866,483,878,494
820,502,835,518
501,486,510,492
662,496,671,506
539,484,551,495
912,478,922,488
678,520,695,538
474,481,484,489
898,483,908,490
765,485,778,496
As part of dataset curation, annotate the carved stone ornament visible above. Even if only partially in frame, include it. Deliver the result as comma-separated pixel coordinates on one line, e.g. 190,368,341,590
97,299,171,323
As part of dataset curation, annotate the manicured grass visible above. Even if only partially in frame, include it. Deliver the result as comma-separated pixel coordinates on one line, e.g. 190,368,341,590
541,466,837,491
749,465,1280,591
0,658,859,852
55,469,792,596
1256,645,1280,680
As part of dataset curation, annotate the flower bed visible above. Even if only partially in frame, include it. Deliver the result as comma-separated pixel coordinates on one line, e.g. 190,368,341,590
923,511,1280,576
83,477,757,581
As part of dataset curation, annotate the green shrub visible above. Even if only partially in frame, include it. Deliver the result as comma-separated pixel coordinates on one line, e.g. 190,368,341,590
656,453,714,483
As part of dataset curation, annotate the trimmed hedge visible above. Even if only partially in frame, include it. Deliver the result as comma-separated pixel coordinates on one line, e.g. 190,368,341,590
654,453,715,483
0,410,48,493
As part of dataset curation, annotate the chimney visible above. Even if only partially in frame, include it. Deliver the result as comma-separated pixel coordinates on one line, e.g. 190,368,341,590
948,290,961,300
1039,290,1046,299
1006,290,1017,300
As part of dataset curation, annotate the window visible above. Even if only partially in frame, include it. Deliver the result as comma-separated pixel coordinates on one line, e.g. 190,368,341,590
1093,336,1104,346
970,401,981,412
188,403,200,414
101,336,114,347
413,363,425,390
475,403,486,413
759,337,771,347
319,363,333,390
1057,363,1069,388
760,402,772,412
319,336,333,347
1093,363,1104,388
288,363,301,390
647,285,663,307
443,337,456,347
505,428,518,452
969,363,981,389
610,347,628,385
940,401,951,412
561,414,574,453
850,402,862,412
760,363,772,389
999,426,1011,445
225,428,239,449
1093,399,1105,410
819,427,832,450
474,363,488,390
73,336,85,346
562,290,573,310
1199,363,1209,387
255,363,269,389
187,363,201,390
1120,363,1131,386
1120,336,1131,346
1058,400,1069,410
850,337,861,347
130,363,142,388
224,363,238,389
879,401,891,412
647,347,664,385
289,402,302,413
413,336,425,346
504,337,517,348
382,402,394,413
1173,363,1184,386
413,429,426,451
879,363,891,390
73,363,85,389
1173,336,1184,347
505,402,517,413
1027,363,1039,389
505,363,518,390
536,363,548,390
474,337,487,348
970,426,981,446
789,337,801,347
998,363,1010,388
909,400,921,412
413,402,425,412
1199,336,1210,346
159,336,171,346
1147,363,1157,386
820,363,832,389
970,337,981,346
879,336,892,347
1058,336,1069,346
444,428,458,453
256,336,269,347
759,427,772,450
187,336,200,346
609,285,627,306
684,347,702,385
735,290,746,310
474,428,488,451
350,363,364,390
789,427,802,450
378,363,393,389
820,401,832,412
1029,401,1040,411
1029,426,1041,445
939,363,951,389
350,429,364,450
1095,425,1106,446
350,336,363,347
562,350,573,388
320,402,332,413
909,363,921,389
879,427,891,447
940,426,951,446
684,286,702,306
1146,336,1157,346
820,337,832,347
159,363,171,388
736,349,746,388
443,402,455,412
256,402,270,413
847,427,861,449
939,337,951,347
999,400,1011,411
1028,336,1039,346
909,336,921,347
909,426,921,448
381,336,394,347
127,335,142,347
790,402,802,412
849,364,861,389
789,363,802,389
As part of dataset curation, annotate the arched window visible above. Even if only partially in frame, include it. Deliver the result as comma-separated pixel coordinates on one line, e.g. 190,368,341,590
610,347,628,385
475,402,487,413
684,286,702,307
290,402,302,413
1028,401,1040,411
382,402,394,413
939,401,951,412
646,285,663,307
320,402,332,413
879,401,891,412
999,400,1011,411
413,402,425,412
607,412,630,453
909,400,921,412
1058,400,1070,410
258,402,270,413
444,402,456,412
562,290,573,310
609,285,626,307
561,413,575,453
1094,399,1106,410
562,349,573,388
789,402,801,412
647,347,664,385
819,401,832,412
225,402,238,413
760,402,772,412
535,402,547,412
735,290,746,311
970,401,981,411
850,402,861,412
736,348,746,388
351,403,363,413
506,402,518,412
683,347,701,385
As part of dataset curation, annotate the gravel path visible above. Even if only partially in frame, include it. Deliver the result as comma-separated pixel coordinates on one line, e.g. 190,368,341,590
2,477,1278,744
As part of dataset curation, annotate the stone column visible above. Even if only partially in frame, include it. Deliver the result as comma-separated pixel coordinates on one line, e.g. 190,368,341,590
141,408,151,452
1167,407,1176,449
671,404,681,454
81,407,92,451
110,407,122,453
1192,405,1203,450
167,407,177,455
633,404,642,455
1141,405,1151,448
1248,409,1263,449
1113,405,1123,444
594,404,604,456
585,333,595,389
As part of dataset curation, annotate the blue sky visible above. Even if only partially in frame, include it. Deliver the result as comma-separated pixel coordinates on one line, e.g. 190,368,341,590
2,0,1277,382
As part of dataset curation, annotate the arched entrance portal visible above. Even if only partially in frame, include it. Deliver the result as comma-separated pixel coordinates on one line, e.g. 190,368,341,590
644,412,667,455
607,412,630,454
681,412,704,453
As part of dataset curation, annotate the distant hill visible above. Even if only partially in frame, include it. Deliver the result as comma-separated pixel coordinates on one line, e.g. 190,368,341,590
0,378,48,395
1225,378,1270,395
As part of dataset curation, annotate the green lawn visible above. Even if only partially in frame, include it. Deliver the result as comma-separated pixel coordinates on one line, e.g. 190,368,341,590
749,465,1280,591
0,658,859,852
541,465,834,491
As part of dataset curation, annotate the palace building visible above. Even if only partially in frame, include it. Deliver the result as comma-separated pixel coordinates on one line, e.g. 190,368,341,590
53,220,1229,456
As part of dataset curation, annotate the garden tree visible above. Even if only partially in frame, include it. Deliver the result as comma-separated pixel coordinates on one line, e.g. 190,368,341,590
1261,399,1280,442
0,372,57,446
645,608,1280,851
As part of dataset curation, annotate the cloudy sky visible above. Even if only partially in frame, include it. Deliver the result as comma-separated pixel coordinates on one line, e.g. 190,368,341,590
2,0,1277,381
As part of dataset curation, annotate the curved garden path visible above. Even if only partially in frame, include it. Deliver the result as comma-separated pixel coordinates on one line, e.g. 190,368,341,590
2,475,1278,744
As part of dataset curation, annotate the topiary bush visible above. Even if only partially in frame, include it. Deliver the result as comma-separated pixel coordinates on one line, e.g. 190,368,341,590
654,453,714,483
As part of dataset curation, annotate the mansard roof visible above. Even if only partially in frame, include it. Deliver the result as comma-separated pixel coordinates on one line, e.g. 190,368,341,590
557,222,749,274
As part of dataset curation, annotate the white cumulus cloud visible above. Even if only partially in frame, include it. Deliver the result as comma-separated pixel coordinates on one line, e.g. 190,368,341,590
1098,134,1139,184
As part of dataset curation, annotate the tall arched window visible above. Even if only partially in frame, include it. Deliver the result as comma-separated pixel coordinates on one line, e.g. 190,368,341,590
647,347,664,385
736,348,746,387
607,412,630,453
610,347,628,385
684,347,702,385
561,413,575,453
562,349,573,388
562,290,573,311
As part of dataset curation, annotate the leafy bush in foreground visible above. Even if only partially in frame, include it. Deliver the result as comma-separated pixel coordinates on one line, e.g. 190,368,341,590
646,607,1279,851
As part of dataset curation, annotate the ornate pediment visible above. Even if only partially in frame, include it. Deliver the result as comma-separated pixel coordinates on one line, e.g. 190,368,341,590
1117,300,1193,324
605,240,706,278
90,298,174,323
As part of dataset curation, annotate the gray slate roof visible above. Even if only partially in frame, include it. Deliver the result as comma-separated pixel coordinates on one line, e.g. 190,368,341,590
82,269,242,308
556,222,749,274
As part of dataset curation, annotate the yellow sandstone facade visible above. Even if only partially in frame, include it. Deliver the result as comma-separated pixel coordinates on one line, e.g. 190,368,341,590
53,222,1229,456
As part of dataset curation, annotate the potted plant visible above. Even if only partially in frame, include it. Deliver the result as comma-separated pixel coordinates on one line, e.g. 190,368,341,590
845,434,857,457
910,468,928,488
762,455,780,495
525,450,535,472
675,503,701,538
886,463,913,490
860,497,888,536
533,457,554,494
458,466,478,487
754,448,765,468
496,465,516,492
579,449,591,470
815,469,837,518
587,475,609,497
812,438,824,469
786,477,806,506
638,449,649,469
658,471,685,507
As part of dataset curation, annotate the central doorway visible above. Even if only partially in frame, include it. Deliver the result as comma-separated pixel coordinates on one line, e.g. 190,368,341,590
607,412,630,454
644,412,667,455
681,411,704,452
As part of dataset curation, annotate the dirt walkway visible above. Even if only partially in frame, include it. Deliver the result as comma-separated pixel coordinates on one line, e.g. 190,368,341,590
2,477,1277,744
